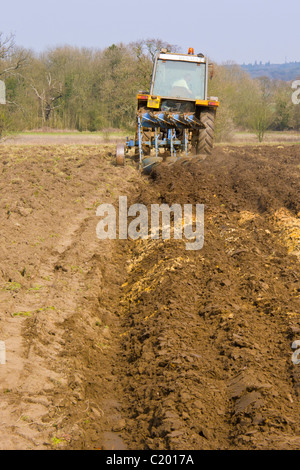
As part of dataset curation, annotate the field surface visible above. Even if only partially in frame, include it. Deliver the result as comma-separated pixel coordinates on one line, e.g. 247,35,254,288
0,140,300,450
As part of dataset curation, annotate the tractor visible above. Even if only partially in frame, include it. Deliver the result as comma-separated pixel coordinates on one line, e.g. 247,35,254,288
116,47,219,173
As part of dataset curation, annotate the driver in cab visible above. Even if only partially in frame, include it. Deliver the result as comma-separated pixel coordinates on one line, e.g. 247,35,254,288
171,73,193,98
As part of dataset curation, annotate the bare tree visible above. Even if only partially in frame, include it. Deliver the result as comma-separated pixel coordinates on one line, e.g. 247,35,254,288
30,72,63,124
0,33,15,60
0,33,27,77
130,38,179,63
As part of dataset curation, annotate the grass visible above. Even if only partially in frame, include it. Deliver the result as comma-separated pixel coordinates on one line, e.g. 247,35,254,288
12,306,56,317
18,129,128,138
216,141,300,148
2,128,299,150
27,285,43,292
3,282,22,291
51,436,64,446
1,130,128,146
13,311,32,317
227,130,300,145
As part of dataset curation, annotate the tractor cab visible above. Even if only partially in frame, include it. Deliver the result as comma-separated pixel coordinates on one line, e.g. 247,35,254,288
150,49,207,103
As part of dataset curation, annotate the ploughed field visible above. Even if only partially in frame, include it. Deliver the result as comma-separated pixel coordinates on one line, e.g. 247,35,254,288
0,142,300,450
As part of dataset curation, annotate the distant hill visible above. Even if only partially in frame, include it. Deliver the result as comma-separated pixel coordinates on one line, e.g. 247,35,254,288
240,62,300,81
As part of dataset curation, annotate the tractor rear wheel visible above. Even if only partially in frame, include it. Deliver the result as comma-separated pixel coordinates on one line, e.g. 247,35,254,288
196,109,215,155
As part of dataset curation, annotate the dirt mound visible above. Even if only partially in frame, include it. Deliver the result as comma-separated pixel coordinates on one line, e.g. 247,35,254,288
151,145,300,215
119,145,300,449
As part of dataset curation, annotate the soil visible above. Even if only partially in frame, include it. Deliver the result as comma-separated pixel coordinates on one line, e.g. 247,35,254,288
0,141,300,450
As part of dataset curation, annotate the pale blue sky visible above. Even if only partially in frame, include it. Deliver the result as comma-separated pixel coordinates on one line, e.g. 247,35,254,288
0,0,298,64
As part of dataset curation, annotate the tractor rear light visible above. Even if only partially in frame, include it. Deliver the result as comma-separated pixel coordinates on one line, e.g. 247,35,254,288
137,94,149,100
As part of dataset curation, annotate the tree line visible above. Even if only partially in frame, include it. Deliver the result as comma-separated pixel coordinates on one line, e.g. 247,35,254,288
0,33,299,141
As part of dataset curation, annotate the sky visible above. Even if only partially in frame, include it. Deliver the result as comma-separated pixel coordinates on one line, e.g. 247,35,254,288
0,0,299,64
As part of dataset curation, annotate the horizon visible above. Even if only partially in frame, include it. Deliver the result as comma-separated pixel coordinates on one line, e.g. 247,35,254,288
6,38,300,67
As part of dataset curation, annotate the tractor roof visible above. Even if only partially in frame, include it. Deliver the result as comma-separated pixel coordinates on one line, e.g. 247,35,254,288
157,52,206,64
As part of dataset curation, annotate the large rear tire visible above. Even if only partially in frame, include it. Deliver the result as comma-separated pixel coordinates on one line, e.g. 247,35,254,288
196,109,215,155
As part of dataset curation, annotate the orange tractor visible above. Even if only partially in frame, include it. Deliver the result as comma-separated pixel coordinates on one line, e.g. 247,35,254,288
116,47,219,173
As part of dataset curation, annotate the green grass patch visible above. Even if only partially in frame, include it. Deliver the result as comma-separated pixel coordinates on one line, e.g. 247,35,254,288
2,282,22,291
